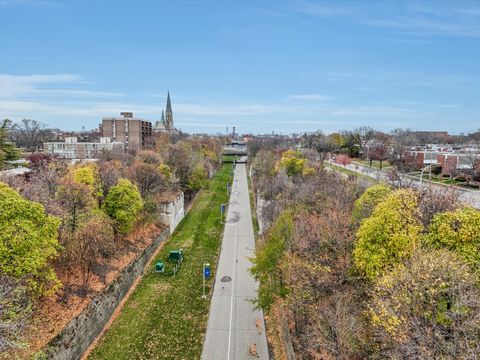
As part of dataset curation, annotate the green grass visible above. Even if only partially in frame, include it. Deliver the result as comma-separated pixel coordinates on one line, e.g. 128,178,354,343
352,158,392,169
222,155,235,162
327,162,378,183
89,165,230,360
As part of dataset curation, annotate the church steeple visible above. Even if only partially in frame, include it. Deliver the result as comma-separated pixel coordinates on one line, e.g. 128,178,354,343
166,91,172,113
165,91,173,131
161,109,165,124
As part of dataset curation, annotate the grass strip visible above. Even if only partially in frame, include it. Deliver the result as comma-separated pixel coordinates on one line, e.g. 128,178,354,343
89,164,230,360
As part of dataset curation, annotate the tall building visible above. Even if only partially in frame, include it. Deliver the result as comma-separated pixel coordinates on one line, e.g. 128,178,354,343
154,92,177,133
100,112,153,152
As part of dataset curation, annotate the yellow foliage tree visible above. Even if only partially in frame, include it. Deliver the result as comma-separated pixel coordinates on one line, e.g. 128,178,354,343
354,189,422,279
425,206,480,276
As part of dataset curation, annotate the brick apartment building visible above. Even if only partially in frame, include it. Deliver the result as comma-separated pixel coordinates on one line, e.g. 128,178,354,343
405,150,480,176
100,112,153,152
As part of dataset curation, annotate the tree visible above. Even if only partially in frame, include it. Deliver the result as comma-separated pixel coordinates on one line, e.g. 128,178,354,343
275,150,306,176
56,178,94,232
10,119,52,152
0,182,61,296
389,128,415,170
352,184,392,223
68,163,102,198
367,248,480,359
250,210,294,311
187,164,208,193
103,178,143,233
354,189,422,279
0,275,31,352
127,162,166,198
425,207,480,276
74,213,115,292
349,126,376,158
335,154,351,167
0,119,20,170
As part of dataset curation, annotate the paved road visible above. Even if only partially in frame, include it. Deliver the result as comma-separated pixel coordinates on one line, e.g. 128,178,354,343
327,160,480,209
201,162,268,360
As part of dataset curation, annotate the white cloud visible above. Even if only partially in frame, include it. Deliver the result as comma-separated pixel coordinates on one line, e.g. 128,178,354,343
0,73,123,98
298,2,353,17
288,94,333,101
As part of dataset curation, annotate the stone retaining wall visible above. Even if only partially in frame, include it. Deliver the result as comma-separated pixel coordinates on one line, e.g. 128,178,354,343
158,191,185,234
43,228,170,360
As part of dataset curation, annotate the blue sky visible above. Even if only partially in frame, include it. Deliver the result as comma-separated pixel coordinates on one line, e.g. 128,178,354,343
0,0,479,134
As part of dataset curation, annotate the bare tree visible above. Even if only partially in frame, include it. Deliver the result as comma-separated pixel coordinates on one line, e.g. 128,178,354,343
10,119,52,152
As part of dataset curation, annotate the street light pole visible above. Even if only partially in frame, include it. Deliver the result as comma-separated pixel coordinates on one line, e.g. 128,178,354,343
419,164,433,190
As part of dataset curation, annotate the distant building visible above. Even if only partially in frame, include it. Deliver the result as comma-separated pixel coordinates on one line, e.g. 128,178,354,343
100,112,153,151
411,131,449,144
154,92,177,133
44,137,124,159
405,149,480,175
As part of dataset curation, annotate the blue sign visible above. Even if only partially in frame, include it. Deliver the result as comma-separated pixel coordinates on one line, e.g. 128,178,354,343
221,204,225,214
204,264,210,279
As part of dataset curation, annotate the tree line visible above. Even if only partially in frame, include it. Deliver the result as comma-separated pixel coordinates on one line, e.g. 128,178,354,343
249,142,480,359
0,132,223,352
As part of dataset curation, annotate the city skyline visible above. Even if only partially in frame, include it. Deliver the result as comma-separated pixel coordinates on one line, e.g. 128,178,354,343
1,0,479,134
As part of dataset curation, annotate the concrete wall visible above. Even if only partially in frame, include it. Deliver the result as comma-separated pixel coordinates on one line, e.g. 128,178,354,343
159,191,185,234
43,228,169,360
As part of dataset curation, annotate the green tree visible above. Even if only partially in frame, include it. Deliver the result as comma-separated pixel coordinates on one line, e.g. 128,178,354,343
250,210,294,311
187,164,208,192
103,178,143,233
0,119,20,169
425,207,480,275
0,182,61,296
354,189,422,279
352,184,392,223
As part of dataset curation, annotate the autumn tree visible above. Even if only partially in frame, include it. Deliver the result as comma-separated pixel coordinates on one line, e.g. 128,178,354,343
367,248,480,359
425,207,480,275
0,275,31,352
275,150,307,176
335,154,351,167
56,179,95,232
352,184,392,223
0,182,61,296
74,212,115,292
354,189,422,279
68,163,102,199
103,178,143,233
127,162,166,198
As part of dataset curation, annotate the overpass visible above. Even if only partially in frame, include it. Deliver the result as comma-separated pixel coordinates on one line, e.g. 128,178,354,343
223,143,248,163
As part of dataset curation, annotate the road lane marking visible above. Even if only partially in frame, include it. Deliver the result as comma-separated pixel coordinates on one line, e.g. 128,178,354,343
227,177,238,360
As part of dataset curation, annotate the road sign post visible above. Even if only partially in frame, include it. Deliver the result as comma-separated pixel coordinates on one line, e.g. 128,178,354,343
202,263,211,299
220,203,225,223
